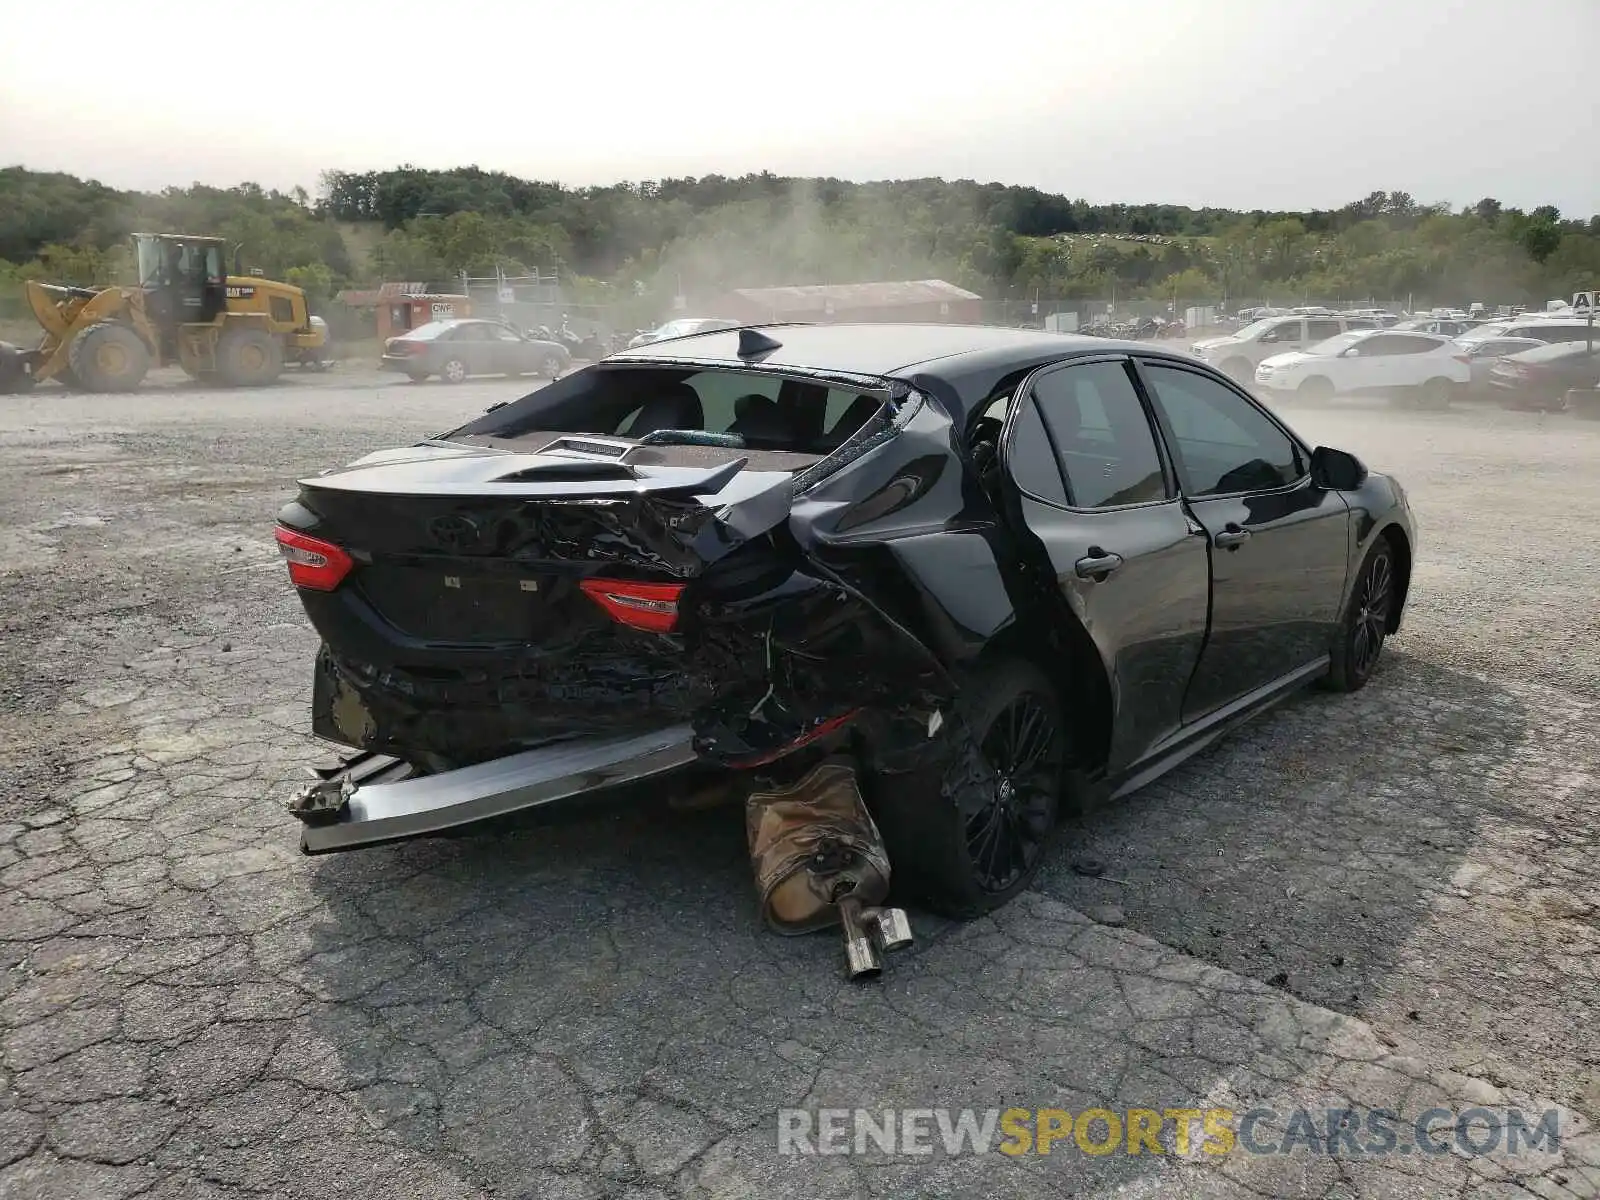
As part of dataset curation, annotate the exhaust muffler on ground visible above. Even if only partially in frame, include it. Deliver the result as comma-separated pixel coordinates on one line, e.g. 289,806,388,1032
745,756,914,980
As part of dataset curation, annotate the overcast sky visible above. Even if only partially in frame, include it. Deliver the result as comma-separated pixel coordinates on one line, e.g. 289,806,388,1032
3,0,1596,218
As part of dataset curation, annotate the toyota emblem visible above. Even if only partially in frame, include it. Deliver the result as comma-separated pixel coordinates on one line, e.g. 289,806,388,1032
428,513,481,551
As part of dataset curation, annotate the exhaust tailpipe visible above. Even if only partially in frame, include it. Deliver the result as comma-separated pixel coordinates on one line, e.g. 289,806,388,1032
745,756,914,980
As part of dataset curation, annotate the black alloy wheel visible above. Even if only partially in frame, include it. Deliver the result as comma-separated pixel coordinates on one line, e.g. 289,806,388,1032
966,694,1064,894
867,658,1071,918
1324,540,1395,692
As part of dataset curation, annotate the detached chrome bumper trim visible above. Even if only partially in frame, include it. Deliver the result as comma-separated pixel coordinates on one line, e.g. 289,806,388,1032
299,725,696,854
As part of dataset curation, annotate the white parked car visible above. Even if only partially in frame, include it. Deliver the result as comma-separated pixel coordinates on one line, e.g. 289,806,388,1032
1253,329,1470,407
626,317,740,349
1191,313,1373,383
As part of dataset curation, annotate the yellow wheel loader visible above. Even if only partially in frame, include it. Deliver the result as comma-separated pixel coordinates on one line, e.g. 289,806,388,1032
3,233,327,393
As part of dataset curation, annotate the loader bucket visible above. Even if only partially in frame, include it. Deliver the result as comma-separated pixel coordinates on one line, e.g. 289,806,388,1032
0,342,36,394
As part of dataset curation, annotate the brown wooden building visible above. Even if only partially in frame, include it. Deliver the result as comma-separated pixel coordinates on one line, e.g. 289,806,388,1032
719,280,982,325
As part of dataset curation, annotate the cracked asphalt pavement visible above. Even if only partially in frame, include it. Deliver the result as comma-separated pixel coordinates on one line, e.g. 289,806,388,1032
2,367,1597,1198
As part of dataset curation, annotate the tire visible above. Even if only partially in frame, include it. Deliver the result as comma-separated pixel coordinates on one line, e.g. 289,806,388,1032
1414,377,1454,410
66,322,151,392
1222,357,1253,385
541,353,565,379
440,357,468,384
216,326,284,387
867,658,1070,918
1322,537,1397,693
1297,376,1334,402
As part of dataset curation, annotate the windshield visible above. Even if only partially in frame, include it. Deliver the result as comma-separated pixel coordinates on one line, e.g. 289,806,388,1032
1308,332,1364,356
135,236,224,286
1455,321,1513,344
1233,317,1286,340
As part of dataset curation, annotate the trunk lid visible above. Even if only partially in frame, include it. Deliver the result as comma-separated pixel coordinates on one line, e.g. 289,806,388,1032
286,441,794,643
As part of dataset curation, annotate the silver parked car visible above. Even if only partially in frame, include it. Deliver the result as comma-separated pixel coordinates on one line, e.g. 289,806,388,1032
1453,336,1546,394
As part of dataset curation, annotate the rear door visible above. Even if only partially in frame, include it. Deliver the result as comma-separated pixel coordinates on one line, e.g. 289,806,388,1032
999,356,1211,772
1135,359,1351,721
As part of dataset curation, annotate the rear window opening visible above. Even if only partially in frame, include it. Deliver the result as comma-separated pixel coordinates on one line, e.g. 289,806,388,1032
447,365,886,460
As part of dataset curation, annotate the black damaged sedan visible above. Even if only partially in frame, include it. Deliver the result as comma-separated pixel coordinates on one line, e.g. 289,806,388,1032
276,323,1415,917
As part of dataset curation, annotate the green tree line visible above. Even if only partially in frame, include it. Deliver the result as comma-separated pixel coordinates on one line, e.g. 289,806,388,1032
2,165,1596,322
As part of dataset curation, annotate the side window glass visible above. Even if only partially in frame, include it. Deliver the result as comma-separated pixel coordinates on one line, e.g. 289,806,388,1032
1031,361,1167,509
1003,395,1070,507
1143,365,1304,496
1396,335,1442,355
1307,319,1342,341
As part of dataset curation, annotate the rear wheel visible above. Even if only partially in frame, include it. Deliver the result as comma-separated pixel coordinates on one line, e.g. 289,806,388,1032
1322,537,1396,693
1297,376,1334,402
440,357,468,384
1414,377,1454,410
869,659,1070,918
67,322,151,392
216,326,283,387
541,353,565,379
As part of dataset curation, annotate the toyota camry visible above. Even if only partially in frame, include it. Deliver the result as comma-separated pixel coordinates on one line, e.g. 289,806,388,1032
275,323,1415,921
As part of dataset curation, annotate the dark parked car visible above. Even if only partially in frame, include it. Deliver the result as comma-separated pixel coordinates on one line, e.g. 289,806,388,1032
1488,339,1600,410
381,318,571,384
277,324,1415,917
1452,336,1546,394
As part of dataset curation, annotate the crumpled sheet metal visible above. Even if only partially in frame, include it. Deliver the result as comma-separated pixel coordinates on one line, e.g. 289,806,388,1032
745,757,890,935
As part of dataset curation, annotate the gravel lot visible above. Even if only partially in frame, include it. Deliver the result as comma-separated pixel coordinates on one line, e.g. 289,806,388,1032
1,364,1597,1198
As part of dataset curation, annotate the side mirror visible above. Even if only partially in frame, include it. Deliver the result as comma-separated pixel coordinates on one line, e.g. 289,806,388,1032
1340,347,1360,357
1310,445,1368,491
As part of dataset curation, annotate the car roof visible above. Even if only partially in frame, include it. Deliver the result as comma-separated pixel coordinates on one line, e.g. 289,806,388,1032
613,322,1134,376
606,322,1178,423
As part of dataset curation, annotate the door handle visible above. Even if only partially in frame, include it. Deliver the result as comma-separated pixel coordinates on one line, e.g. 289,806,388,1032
1214,523,1251,549
1074,547,1124,581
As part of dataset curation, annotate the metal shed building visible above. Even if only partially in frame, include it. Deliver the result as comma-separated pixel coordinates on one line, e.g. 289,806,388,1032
720,280,983,325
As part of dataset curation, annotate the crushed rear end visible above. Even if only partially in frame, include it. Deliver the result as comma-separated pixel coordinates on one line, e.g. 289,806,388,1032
275,367,959,777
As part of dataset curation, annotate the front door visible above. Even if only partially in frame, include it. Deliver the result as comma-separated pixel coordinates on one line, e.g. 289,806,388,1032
1134,359,1352,721
486,323,526,373
1000,356,1212,772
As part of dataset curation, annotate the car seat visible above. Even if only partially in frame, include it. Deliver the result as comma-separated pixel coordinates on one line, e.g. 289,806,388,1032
727,394,797,446
624,383,705,436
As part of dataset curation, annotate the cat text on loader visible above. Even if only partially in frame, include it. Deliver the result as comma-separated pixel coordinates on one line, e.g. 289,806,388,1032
6,233,326,393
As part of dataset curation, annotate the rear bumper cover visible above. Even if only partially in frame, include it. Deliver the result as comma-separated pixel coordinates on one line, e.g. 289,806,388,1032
298,723,696,853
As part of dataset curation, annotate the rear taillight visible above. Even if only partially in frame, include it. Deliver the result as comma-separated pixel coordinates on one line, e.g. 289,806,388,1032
579,578,685,633
274,526,355,592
